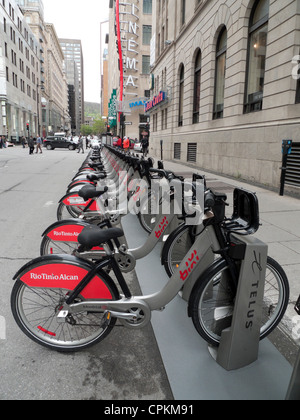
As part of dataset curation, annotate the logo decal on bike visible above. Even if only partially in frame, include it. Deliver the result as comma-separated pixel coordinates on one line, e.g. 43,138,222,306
20,263,113,299
155,216,169,239
179,250,200,281
64,195,86,206
47,225,83,242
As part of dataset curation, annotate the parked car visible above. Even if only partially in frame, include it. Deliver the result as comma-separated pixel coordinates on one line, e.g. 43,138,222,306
43,136,77,151
134,141,142,152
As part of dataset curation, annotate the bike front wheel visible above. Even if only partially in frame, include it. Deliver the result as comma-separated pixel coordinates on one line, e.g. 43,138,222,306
11,271,119,352
190,256,289,347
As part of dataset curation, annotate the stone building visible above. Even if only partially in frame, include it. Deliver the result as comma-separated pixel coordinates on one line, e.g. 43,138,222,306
107,0,152,139
0,0,41,141
148,0,300,193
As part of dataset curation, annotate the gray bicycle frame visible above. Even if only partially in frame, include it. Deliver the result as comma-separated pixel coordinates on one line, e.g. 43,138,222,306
62,222,219,327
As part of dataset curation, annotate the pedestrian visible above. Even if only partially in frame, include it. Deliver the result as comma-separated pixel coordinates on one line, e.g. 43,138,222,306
28,136,34,155
0,136,3,149
141,136,149,157
123,136,130,152
35,135,43,154
77,135,84,154
21,136,26,148
2,136,6,148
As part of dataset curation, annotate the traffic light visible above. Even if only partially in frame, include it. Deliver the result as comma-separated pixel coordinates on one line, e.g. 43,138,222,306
26,123,29,132
107,125,111,134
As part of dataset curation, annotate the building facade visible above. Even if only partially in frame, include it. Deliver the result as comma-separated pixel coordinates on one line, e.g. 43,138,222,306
0,0,41,141
107,0,152,139
4,0,71,139
44,24,70,135
59,38,84,134
148,0,300,193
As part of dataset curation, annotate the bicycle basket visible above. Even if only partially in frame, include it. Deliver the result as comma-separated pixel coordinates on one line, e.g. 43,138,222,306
224,188,260,235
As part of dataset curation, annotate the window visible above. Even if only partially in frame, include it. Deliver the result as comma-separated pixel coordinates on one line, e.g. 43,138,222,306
142,55,150,74
244,0,269,113
187,143,197,162
143,25,152,45
174,143,181,160
143,0,152,14
193,49,201,124
296,54,300,104
178,64,184,126
213,27,227,119
181,0,186,26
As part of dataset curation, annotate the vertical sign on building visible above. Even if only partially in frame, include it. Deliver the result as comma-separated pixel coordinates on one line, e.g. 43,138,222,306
116,1,140,104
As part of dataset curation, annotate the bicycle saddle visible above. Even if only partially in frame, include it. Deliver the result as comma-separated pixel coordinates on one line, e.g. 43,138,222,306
87,173,106,182
78,185,108,201
78,225,124,248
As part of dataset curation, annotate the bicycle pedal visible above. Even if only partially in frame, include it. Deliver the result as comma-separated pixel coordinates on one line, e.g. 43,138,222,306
57,310,68,323
101,311,112,328
295,295,300,315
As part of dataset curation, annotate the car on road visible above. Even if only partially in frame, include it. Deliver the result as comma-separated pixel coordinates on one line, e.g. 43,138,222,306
134,141,142,152
43,136,77,151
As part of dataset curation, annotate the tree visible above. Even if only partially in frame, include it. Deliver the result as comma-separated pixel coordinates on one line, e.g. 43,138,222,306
80,125,93,136
92,119,106,136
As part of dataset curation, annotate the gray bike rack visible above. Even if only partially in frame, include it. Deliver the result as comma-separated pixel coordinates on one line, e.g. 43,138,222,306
208,234,268,371
286,348,300,400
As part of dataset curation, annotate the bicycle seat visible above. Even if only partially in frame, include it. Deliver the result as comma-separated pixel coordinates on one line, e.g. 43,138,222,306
78,185,108,201
78,225,124,248
87,173,106,182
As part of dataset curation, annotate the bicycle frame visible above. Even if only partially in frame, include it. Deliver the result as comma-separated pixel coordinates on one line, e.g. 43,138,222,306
57,223,220,329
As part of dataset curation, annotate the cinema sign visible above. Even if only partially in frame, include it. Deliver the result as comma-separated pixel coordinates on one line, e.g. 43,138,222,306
144,91,167,113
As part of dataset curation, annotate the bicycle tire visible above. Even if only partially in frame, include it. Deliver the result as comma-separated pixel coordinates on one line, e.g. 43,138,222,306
57,201,83,221
161,223,195,277
137,192,161,234
40,235,79,256
11,258,120,352
189,256,289,347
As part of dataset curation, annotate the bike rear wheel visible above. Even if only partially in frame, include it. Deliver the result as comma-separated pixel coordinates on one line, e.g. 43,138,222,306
11,271,119,352
40,235,78,256
190,256,289,347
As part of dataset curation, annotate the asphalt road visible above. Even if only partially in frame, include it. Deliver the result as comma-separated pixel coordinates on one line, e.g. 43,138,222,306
0,146,173,401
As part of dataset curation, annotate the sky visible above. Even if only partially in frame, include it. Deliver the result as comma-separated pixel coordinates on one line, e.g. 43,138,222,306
42,0,110,104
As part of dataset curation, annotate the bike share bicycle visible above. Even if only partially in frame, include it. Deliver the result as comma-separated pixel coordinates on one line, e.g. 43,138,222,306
10,148,289,354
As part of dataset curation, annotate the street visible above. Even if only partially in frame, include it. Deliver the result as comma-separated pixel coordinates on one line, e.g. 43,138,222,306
0,147,172,400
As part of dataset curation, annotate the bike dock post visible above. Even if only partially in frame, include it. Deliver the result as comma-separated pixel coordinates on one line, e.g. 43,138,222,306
208,234,268,371
286,348,300,400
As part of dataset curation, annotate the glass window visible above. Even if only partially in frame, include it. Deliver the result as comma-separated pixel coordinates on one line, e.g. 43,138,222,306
143,0,152,14
193,50,201,124
244,0,269,113
178,64,184,126
213,27,227,119
142,55,150,74
143,25,152,45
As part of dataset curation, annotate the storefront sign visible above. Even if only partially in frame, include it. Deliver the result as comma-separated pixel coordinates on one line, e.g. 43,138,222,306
144,91,167,113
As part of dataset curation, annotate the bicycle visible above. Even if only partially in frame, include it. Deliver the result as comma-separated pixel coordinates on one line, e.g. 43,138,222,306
11,186,289,351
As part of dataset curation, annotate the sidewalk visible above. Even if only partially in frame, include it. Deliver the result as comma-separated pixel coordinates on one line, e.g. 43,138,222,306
155,157,300,363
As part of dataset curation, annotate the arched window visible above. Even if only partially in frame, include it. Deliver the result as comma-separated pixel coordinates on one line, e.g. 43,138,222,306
244,0,269,113
178,64,184,126
193,50,201,124
213,27,227,119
